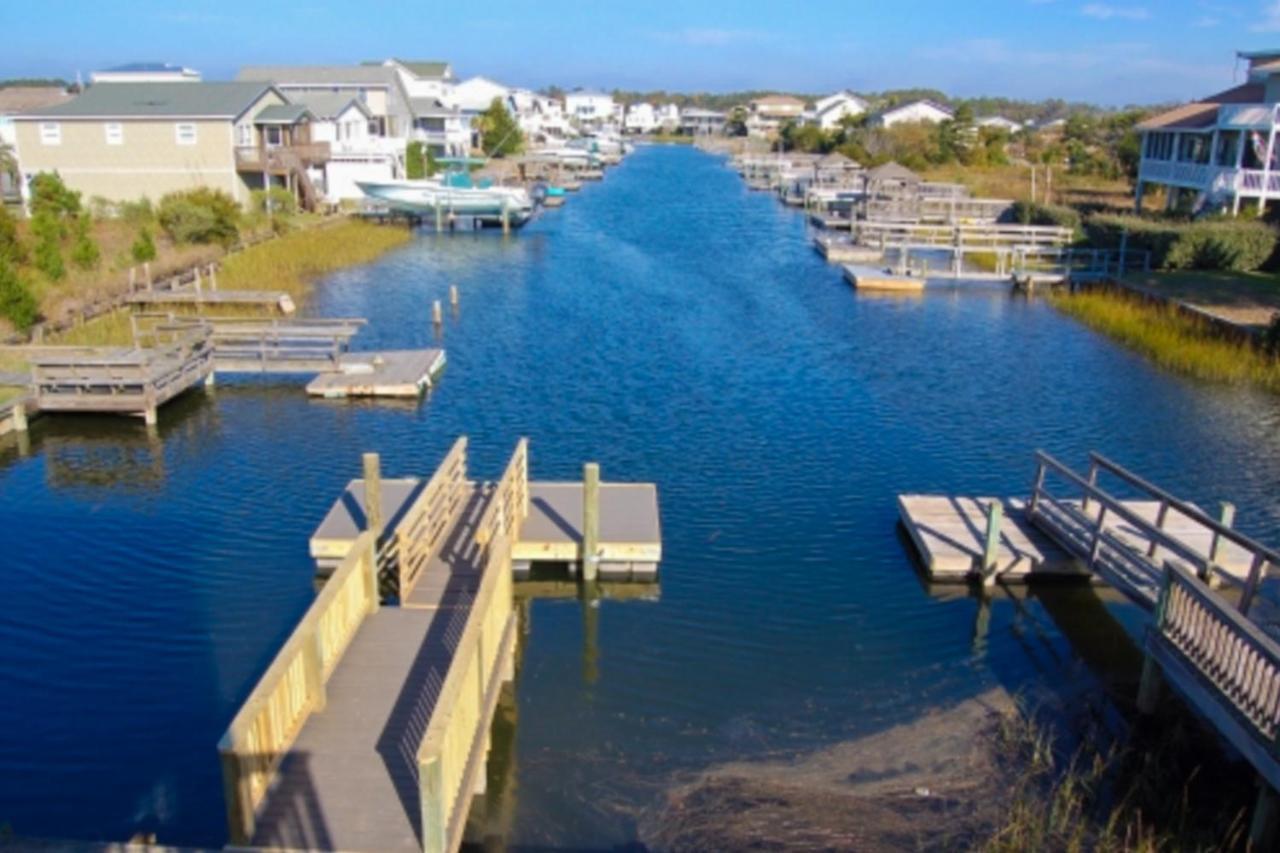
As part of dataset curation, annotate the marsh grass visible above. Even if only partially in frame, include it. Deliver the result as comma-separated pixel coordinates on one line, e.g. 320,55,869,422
217,219,412,300
1049,289,1280,392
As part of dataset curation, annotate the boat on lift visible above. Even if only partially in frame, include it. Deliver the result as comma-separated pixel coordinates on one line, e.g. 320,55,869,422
356,164,534,228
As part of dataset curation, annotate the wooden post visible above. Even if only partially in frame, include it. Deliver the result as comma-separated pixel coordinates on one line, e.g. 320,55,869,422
432,300,443,328
209,265,218,291
435,203,443,233
193,265,202,295
304,626,326,712
501,197,511,235
420,756,447,853
11,401,27,433
1118,228,1129,278
449,284,459,308
981,500,1003,587
363,452,383,535
219,747,254,846
582,462,600,582
129,266,137,291
144,261,152,289
1204,501,1235,582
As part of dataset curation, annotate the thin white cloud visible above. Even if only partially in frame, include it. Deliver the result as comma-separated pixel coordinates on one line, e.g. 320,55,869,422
651,28,771,47
1254,1,1280,31
1081,4,1151,19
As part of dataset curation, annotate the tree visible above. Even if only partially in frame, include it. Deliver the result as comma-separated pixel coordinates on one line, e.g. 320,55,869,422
476,98,523,157
31,211,64,280
0,256,38,330
726,106,749,137
28,172,81,224
157,188,240,247
0,203,25,265
131,226,157,263
70,213,100,270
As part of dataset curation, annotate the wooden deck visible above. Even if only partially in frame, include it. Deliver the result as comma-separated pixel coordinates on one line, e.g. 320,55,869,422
224,438,661,851
843,264,925,293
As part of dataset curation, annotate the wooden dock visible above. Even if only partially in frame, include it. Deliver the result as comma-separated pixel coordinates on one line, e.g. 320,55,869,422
305,349,447,398
220,437,661,851
899,451,1280,846
813,235,882,264
842,264,925,293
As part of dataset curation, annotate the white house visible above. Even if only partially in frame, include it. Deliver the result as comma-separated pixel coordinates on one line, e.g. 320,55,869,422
810,91,867,130
382,59,455,102
1135,47,1280,215
657,103,681,132
874,99,954,128
565,90,615,128
624,102,657,133
680,108,725,136
515,92,573,141
977,115,1022,133
90,62,201,84
452,76,511,114
288,92,399,202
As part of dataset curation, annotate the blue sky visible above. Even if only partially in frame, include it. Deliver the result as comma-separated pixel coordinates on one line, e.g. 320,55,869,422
4,1,1280,104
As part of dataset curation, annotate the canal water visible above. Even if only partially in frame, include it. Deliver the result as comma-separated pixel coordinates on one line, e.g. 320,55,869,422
3,145,1280,847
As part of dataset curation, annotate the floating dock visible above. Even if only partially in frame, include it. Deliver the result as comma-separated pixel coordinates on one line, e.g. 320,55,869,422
310,473,661,580
843,264,926,293
814,236,882,264
304,349,446,398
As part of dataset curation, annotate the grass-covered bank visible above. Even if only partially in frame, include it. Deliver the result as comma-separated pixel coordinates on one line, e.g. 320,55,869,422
1048,287,1280,393
45,219,413,346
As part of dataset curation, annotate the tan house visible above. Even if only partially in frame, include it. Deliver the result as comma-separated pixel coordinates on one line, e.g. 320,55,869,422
11,81,329,210
747,94,806,137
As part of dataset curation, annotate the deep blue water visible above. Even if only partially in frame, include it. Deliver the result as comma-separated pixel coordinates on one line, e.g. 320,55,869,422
3,145,1280,847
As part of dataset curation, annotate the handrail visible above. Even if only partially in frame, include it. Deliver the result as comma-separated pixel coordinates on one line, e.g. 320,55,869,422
391,437,469,599
218,528,379,845
1089,453,1280,568
416,531,515,853
474,438,529,548
1154,560,1280,746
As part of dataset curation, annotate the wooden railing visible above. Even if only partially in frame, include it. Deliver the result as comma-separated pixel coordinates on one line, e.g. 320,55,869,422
416,531,516,853
854,220,1074,248
218,529,379,845
379,437,470,600
474,438,530,549
205,317,365,373
1150,560,1280,789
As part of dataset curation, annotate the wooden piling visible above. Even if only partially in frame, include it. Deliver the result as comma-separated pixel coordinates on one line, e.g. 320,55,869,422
435,203,444,233
362,452,384,535
582,462,600,582
981,500,1003,587
144,261,152,289
501,198,511,235
11,402,28,433
209,265,219,291
432,300,443,328
449,284,459,307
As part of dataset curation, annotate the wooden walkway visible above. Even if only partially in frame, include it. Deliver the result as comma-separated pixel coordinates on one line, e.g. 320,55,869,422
221,438,661,852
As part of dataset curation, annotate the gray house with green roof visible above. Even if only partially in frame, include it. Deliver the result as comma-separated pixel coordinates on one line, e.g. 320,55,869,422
12,81,329,209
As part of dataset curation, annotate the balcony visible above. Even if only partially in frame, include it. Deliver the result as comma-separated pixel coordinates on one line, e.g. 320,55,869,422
1139,159,1280,198
235,143,331,173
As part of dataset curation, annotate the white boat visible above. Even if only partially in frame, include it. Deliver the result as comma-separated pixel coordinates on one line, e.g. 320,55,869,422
356,176,534,227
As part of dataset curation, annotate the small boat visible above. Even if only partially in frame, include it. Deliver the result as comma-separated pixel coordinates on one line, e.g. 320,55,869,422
356,172,534,228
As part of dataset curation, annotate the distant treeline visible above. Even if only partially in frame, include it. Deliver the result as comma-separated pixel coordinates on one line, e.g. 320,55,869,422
0,78,71,90
592,86,1161,122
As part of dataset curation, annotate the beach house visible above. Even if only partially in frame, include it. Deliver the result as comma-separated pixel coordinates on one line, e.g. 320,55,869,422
624,103,658,134
10,81,326,209
809,91,867,130
872,99,954,128
565,90,616,129
747,95,805,136
1134,48,1280,215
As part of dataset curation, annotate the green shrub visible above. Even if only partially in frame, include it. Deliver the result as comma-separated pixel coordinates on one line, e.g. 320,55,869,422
1085,214,1277,272
250,187,297,216
406,141,427,179
119,198,155,225
157,188,240,247
131,226,157,263
30,211,64,280
0,257,38,330
1011,200,1081,233
28,172,80,221
70,213,100,270
0,203,25,265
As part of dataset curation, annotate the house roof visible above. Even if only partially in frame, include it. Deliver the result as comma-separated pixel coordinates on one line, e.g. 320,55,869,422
817,151,861,168
388,59,451,79
288,91,372,120
0,86,72,114
681,108,725,119
16,82,276,120
752,95,805,107
409,97,458,118
567,90,612,99
1136,82,1265,131
881,99,954,119
237,65,398,87
254,103,313,124
865,161,921,182
99,62,192,74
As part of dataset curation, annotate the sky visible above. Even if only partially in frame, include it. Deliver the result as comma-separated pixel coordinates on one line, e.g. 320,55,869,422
4,0,1280,105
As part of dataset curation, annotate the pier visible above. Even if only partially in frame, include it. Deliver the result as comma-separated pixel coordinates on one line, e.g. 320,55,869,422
219,437,661,851
899,451,1280,844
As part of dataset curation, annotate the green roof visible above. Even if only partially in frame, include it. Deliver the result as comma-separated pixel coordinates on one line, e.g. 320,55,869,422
254,103,312,124
288,92,372,120
18,82,275,119
391,59,450,79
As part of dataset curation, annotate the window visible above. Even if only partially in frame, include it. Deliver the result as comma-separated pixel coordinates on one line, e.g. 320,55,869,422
104,123,123,145
236,123,253,147
39,123,61,145
264,126,283,147
175,123,197,145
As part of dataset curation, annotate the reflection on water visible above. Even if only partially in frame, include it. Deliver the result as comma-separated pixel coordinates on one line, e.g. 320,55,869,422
3,145,1280,847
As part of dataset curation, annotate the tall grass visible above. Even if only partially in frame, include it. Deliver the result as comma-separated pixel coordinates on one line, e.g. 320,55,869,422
218,219,412,300
1049,289,1280,393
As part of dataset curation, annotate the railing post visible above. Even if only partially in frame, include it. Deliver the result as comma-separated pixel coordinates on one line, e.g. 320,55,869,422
419,755,448,853
304,623,327,713
363,453,384,612
1029,458,1047,514
219,744,255,846
1146,500,1170,559
1137,564,1172,715
582,462,600,582
1204,501,1235,582
1089,506,1108,566
981,500,1003,587
1240,553,1267,618
1082,459,1098,515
